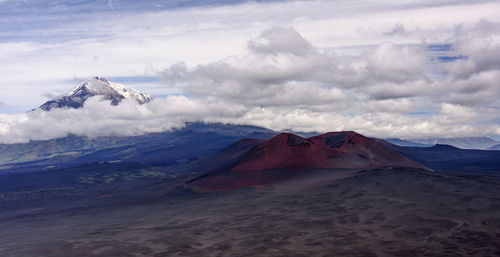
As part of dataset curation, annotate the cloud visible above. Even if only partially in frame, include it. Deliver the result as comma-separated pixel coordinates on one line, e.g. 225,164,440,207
2,0,500,110
364,43,428,84
445,20,500,79
162,27,429,106
248,27,316,56
2,22,500,143
383,24,410,37
157,23,499,138
0,96,246,143
2,1,500,142
442,70,500,106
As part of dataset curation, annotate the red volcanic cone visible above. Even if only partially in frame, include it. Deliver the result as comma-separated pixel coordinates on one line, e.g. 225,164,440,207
230,133,332,173
186,131,428,191
308,131,427,169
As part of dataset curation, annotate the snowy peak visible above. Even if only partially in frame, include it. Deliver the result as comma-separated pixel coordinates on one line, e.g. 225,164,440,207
68,76,115,97
68,76,154,104
39,76,154,111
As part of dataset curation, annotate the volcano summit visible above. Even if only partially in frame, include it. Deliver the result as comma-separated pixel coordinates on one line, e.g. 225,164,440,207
38,76,153,111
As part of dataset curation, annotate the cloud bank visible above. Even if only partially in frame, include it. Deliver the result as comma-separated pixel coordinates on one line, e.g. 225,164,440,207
1,0,500,112
1,21,500,143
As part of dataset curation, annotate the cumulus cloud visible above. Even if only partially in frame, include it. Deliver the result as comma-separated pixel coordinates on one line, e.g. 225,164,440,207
0,96,247,144
365,43,428,84
442,70,500,106
445,20,500,79
430,20,500,107
156,23,500,139
162,27,430,105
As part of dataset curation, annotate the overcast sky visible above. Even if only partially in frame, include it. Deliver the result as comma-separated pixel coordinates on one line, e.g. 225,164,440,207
1,0,500,143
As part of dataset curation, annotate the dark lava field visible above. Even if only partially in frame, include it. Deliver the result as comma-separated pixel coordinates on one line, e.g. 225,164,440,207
1,167,500,257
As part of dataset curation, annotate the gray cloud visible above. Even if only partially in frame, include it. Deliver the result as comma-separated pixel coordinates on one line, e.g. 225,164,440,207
445,20,500,79
433,20,500,106
248,27,316,56
156,23,500,137
383,24,410,37
161,27,430,106
0,96,247,144
443,71,500,106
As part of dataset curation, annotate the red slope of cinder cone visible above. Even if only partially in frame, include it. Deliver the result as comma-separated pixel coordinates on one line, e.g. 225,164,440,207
229,133,333,172
186,131,428,191
307,131,427,170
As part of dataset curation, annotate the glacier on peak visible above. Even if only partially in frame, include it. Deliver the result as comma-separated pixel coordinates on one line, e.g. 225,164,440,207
38,76,154,111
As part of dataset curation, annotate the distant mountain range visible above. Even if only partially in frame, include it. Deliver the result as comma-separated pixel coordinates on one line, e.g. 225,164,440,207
382,138,430,147
38,76,153,111
384,137,500,150
384,143,500,173
0,122,276,173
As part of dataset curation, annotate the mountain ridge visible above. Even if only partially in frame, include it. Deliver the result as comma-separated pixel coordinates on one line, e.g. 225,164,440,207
407,137,499,150
0,122,275,173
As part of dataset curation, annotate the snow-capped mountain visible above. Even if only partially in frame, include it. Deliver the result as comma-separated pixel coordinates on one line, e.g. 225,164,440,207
39,76,154,111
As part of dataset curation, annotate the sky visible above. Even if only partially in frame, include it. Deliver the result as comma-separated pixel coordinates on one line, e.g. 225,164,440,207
1,0,500,143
